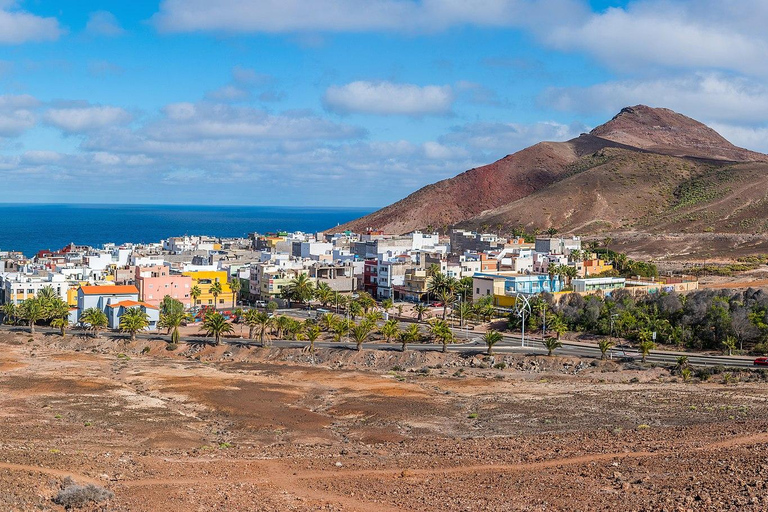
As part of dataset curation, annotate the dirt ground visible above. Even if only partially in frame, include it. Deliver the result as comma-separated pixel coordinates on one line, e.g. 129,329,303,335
3,331,768,511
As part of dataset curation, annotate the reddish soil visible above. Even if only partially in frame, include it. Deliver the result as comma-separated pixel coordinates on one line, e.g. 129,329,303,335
3,331,768,510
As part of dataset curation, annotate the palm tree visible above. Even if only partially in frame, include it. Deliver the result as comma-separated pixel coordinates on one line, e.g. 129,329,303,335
399,324,420,352
438,288,455,321
1,302,18,325
380,319,399,343
483,329,503,355
285,318,303,340
48,298,71,336
381,298,394,316
598,338,614,360
314,284,334,308
350,321,374,351
282,273,314,305
365,310,383,324
80,308,108,338
251,311,273,346
548,315,567,340
190,285,202,311
159,310,188,345
331,318,351,343
356,292,376,314
543,337,563,356
414,303,429,322
305,324,321,354
200,311,233,346
228,277,242,308
19,298,46,334
638,340,655,363
209,281,223,309
348,300,362,321
120,307,149,342
319,312,338,332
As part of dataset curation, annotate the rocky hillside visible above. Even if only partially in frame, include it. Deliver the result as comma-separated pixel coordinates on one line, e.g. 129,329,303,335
334,105,768,239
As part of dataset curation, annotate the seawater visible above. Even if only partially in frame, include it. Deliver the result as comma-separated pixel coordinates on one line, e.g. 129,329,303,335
0,204,374,257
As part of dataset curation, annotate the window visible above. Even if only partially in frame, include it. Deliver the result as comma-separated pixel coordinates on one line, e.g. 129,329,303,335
476,288,480,294
208,299,213,304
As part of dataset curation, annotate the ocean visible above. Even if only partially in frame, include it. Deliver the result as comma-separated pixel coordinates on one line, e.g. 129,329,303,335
0,204,374,257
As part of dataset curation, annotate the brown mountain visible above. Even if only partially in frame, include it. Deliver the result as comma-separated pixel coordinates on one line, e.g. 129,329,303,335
334,105,768,240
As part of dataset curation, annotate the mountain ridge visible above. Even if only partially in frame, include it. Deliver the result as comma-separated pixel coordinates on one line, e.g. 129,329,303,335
333,105,768,238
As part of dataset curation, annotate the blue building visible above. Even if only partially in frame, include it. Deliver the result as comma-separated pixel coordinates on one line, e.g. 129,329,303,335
472,272,562,303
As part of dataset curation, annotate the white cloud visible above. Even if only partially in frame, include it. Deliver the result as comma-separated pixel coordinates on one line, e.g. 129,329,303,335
44,105,133,134
151,0,586,34
0,5,63,44
324,81,454,116
205,85,250,102
439,120,586,153
708,123,768,154
544,4,768,76
0,94,39,136
542,73,768,125
85,11,125,37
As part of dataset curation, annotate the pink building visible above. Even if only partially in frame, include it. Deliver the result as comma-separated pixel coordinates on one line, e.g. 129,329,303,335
134,265,192,309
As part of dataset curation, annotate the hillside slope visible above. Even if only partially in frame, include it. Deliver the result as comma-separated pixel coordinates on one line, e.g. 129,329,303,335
333,105,768,237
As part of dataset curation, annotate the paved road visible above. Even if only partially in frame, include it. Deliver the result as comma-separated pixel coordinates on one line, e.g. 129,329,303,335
0,324,757,369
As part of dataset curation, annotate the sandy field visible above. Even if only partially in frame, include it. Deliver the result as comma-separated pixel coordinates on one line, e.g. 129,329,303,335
2,330,768,511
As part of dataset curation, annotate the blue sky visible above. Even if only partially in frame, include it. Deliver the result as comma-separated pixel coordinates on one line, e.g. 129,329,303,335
1,0,767,206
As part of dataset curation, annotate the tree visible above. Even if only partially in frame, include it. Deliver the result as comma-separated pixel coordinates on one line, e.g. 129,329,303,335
638,338,655,363
350,321,374,351
348,300,362,321
598,338,614,360
159,310,188,345
483,330,504,356
160,296,185,317
305,324,321,354
722,335,738,356
80,308,108,338
399,324,420,352
542,337,563,356
548,315,567,340
229,277,242,308
47,298,71,336
1,303,18,325
438,288,455,321
414,303,429,322
427,319,452,352
314,283,335,308
319,312,338,332
250,311,273,346
19,298,46,334
282,273,314,305
273,315,292,339
380,319,399,343
381,298,394,316
190,285,202,311
356,291,376,313
331,318,351,343
209,281,223,309
120,307,149,342
200,311,233,346
364,310,383,324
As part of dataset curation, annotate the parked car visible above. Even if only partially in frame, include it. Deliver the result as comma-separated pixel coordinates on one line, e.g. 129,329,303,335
430,301,443,307
753,357,768,366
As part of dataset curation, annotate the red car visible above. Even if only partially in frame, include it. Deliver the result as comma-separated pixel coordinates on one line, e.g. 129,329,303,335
753,357,768,366
430,301,443,307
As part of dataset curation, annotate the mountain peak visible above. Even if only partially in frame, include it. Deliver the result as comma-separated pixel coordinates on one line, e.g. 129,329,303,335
590,105,765,161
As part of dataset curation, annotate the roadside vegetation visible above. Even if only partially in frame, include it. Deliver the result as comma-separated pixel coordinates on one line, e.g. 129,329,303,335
515,288,768,355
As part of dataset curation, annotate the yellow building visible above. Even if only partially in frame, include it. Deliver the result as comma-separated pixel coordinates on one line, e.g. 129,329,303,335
182,270,233,309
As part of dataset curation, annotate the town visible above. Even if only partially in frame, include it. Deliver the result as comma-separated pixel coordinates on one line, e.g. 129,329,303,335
0,228,703,354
